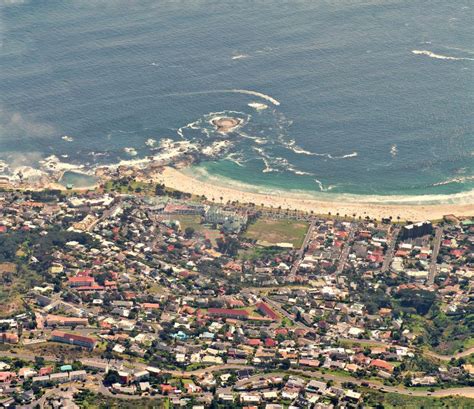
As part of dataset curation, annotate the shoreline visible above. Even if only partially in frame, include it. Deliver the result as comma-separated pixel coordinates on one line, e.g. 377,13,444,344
157,166,473,221
1,152,473,221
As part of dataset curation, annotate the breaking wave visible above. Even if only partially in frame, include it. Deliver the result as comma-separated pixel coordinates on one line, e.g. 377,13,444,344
328,152,358,159
431,175,474,187
191,166,474,206
390,144,398,157
229,89,280,106
232,54,249,60
161,89,280,106
412,50,474,61
314,179,335,192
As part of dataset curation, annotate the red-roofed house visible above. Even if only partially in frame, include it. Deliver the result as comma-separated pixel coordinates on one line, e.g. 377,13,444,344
68,276,95,287
51,330,96,350
0,372,16,383
256,302,279,321
208,308,249,320
265,338,277,348
247,338,262,347
369,359,394,373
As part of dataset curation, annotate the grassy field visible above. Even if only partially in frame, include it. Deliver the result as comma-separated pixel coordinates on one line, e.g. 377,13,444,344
172,214,222,245
103,180,155,195
244,218,309,248
172,215,202,231
239,246,286,261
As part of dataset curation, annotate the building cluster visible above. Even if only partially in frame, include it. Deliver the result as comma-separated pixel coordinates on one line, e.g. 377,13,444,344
0,189,472,407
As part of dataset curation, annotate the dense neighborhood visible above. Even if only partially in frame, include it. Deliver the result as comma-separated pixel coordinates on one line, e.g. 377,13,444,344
0,185,472,408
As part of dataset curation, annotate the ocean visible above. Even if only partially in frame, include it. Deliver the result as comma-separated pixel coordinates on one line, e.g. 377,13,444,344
0,0,473,203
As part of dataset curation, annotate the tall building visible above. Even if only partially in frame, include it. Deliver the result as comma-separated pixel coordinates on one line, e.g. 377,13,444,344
400,221,433,240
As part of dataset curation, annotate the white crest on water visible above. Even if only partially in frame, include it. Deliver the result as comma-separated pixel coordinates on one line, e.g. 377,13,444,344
412,49,474,61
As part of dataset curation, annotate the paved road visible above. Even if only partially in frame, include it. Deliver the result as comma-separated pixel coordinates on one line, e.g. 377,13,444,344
4,350,474,400
427,227,442,286
87,198,122,232
381,227,400,273
336,226,355,274
290,219,316,277
225,369,474,399
425,347,474,362
262,296,311,330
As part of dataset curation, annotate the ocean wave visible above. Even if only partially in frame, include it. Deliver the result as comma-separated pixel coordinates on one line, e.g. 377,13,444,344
225,153,247,167
412,50,474,61
61,135,74,142
124,147,138,156
390,144,398,157
160,89,280,106
282,140,357,159
431,175,474,187
88,151,108,157
201,140,232,157
189,166,474,206
232,54,249,60
177,119,205,138
314,179,335,192
248,102,268,110
261,157,278,173
145,138,157,147
238,132,262,141
282,139,324,156
327,152,358,159
253,147,313,176
229,89,280,106
288,168,313,176
288,143,321,156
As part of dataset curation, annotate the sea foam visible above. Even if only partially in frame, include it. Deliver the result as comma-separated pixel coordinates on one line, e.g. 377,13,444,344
412,50,474,61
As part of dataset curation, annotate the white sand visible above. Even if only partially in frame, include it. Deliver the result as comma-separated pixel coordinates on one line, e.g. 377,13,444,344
158,167,474,222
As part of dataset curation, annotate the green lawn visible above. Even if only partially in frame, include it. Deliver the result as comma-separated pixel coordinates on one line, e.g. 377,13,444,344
172,215,222,245
103,180,155,195
244,218,309,248
239,246,285,261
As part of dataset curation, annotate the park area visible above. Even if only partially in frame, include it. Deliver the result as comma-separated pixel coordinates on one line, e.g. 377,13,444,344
172,214,222,245
244,218,309,249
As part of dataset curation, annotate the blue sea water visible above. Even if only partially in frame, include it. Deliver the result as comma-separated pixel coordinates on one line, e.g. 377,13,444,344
0,0,473,202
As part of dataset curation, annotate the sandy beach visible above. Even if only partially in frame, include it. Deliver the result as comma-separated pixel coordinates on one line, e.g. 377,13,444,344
158,167,473,221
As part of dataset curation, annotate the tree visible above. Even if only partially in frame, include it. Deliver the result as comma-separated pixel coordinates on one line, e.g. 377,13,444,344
103,370,121,386
184,227,195,239
34,356,45,370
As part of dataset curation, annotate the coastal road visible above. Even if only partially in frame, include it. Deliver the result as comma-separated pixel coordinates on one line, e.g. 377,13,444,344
426,227,442,286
